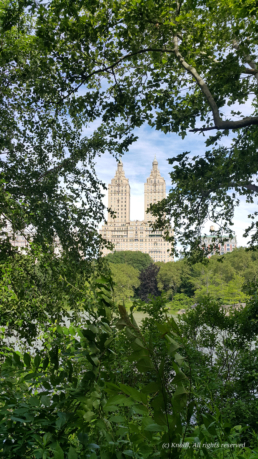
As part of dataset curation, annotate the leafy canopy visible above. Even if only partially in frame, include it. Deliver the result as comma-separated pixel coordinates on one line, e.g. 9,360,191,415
105,250,152,272
109,262,140,301
4,0,256,259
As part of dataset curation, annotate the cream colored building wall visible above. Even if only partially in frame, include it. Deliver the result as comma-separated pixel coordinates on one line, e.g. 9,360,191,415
144,157,166,223
100,160,174,263
108,161,130,224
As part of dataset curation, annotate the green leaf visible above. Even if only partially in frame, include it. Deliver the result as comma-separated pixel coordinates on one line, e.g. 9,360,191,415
169,317,181,335
56,412,68,429
56,325,63,334
83,329,97,341
41,395,50,406
87,354,99,366
116,318,127,330
144,423,167,432
173,370,188,385
95,277,110,285
11,416,26,423
28,396,40,406
131,338,145,350
166,335,181,353
173,386,188,409
174,386,188,396
104,394,134,409
23,352,31,367
128,349,149,363
53,443,64,459
119,384,148,404
78,432,88,445
104,337,114,348
13,352,21,365
50,347,59,369
104,306,112,320
125,328,136,341
135,358,155,373
174,353,185,365
34,354,41,369
83,411,95,422
142,382,160,394
156,323,171,335
43,432,52,446
133,405,149,415
151,394,165,411
109,415,126,423
153,410,168,426
43,356,49,370
105,382,120,393
123,451,134,457
68,446,78,459
23,372,37,381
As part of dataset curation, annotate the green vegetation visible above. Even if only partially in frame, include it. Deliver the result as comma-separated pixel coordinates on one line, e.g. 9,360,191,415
137,263,160,302
105,252,152,272
1,0,258,457
2,260,258,458
109,248,256,310
1,0,258,260
109,263,140,302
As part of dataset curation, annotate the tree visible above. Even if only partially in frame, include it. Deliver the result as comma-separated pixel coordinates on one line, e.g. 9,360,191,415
0,0,126,262
109,263,140,301
138,263,160,302
171,293,193,311
105,250,152,272
10,0,257,259
156,261,182,300
190,251,251,303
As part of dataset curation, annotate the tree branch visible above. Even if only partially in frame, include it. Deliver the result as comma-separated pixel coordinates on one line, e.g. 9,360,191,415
173,35,258,131
68,41,258,133
201,181,258,197
233,40,258,85
241,67,258,75
190,116,258,131
69,47,175,96
234,182,258,193
38,158,71,180
173,35,222,126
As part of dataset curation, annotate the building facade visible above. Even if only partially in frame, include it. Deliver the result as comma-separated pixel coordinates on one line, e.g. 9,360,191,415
99,159,173,263
201,226,237,257
0,219,62,255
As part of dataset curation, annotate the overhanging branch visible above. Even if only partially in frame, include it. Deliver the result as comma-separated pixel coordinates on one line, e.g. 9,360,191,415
201,181,258,197
190,116,258,132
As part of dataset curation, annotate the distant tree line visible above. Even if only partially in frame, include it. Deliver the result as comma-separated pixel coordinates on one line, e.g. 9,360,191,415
106,248,258,306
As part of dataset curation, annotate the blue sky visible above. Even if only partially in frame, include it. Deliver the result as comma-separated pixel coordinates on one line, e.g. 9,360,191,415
94,120,257,249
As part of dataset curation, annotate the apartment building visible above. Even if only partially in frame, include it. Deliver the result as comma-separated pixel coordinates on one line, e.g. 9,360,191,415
99,158,173,263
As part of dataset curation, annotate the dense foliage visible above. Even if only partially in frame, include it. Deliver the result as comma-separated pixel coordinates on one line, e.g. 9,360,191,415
2,259,258,458
137,264,160,302
2,0,258,258
105,252,152,273
1,0,258,457
109,263,140,302
109,248,257,307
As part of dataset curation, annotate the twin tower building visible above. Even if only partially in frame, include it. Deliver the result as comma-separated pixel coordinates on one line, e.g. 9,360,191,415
99,158,173,263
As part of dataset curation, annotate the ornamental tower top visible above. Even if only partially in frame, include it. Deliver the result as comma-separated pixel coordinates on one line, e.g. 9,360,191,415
144,158,166,222
107,161,130,223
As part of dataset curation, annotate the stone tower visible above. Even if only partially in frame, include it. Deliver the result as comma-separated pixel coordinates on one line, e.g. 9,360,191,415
108,161,130,223
144,157,166,222
99,158,173,263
